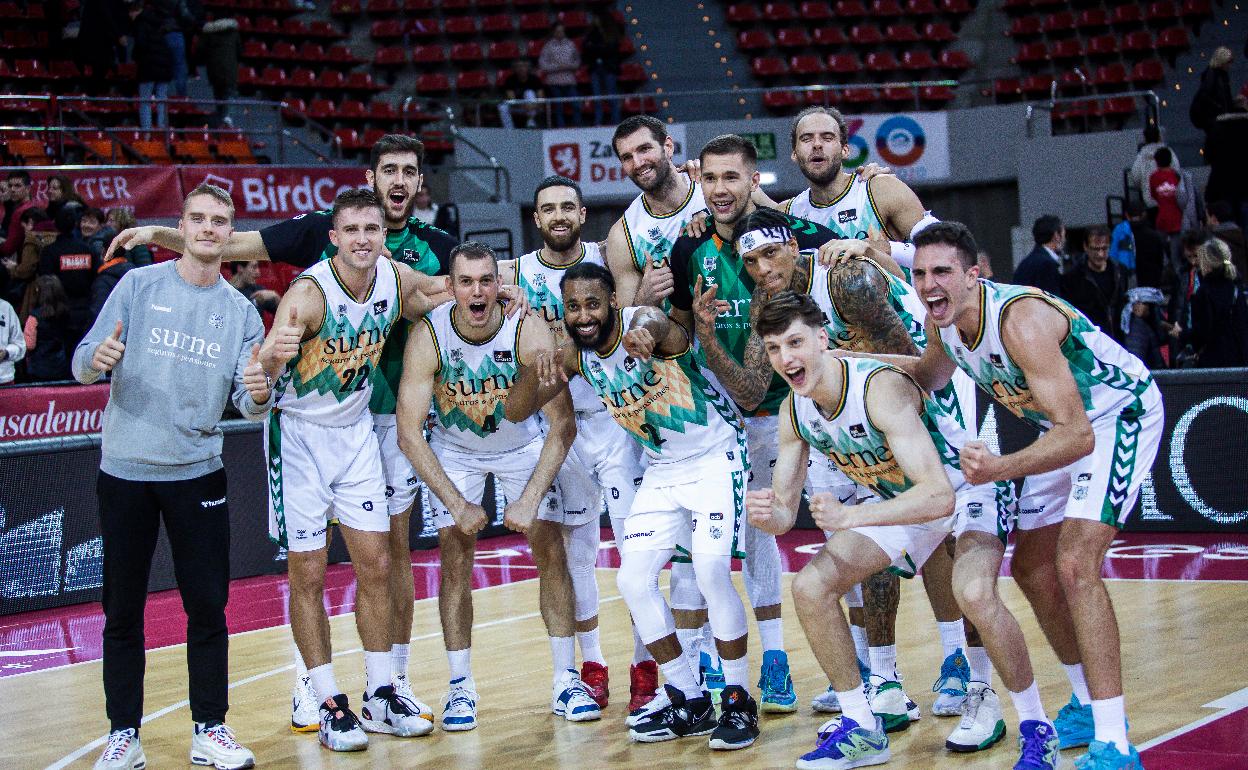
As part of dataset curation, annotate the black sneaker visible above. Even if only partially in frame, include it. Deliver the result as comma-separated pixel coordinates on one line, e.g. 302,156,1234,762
709,684,760,750
628,684,717,743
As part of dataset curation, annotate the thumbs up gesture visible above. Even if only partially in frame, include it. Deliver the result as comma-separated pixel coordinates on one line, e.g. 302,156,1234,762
242,343,272,405
91,320,126,373
264,304,303,370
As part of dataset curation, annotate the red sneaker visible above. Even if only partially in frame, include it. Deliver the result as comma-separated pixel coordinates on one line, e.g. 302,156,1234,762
628,660,658,713
580,661,609,708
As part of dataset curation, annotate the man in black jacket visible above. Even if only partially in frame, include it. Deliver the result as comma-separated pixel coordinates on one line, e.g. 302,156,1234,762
1013,214,1065,295
1060,225,1127,340
1126,202,1168,288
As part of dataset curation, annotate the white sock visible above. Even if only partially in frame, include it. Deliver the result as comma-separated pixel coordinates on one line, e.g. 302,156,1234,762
632,625,653,664
1064,662,1092,706
658,655,702,701
837,684,874,728
676,626,703,681
850,625,869,667
293,641,307,679
720,653,748,688
966,645,994,685
447,648,472,683
391,643,410,679
1091,695,1130,753
1007,680,1048,724
364,651,390,699
577,628,606,666
869,644,898,681
550,636,576,682
937,621,966,659
757,618,784,653
307,663,339,704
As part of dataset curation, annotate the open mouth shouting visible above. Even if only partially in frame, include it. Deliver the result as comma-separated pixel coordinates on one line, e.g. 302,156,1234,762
784,363,809,391
924,292,951,323
384,186,409,216
466,299,489,323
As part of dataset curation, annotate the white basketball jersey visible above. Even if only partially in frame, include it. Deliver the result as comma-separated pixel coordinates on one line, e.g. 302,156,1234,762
784,174,892,240
515,242,605,412
425,301,542,453
621,180,705,271
272,258,402,427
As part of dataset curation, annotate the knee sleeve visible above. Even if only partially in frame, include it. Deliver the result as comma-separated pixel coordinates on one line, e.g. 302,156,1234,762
740,521,782,609
845,583,864,609
617,549,676,645
691,552,748,643
668,558,706,612
563,520,600,622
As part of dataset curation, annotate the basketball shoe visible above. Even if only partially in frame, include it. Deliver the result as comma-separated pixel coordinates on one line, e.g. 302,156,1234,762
812,658,872,713
627,684,670,727
290,674,319,733
392,673,434,721
318,695,368,752
190,722,255,769
931,648,971,716
94,729,146,770
758,649,798,713
700,651,726,705
628,661,658,713
867,676,919,733
709,685,760,750
799,715,890,769
1073,741,1143,769
629,684,717,743
552,669,603,722
945,682,1006,752
581,661,609,708
1015,720,1061,769
441,677,479,732
360,685,435,737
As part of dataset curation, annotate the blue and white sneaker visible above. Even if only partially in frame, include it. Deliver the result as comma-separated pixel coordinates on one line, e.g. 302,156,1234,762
440,677,478,732
701,651,726,704
799,715,890,769
1054,694,1094,748
552,669,602,722
812,659,871,714
1015,720,1061,769
1073,740,1142,769
931,647,971,716
759,649,798,713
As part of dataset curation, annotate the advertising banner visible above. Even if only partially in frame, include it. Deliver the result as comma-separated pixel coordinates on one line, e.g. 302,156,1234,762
841,112,951,184
179,165,366,219
542,124,688,198
0,384,110,441
32,167,183,218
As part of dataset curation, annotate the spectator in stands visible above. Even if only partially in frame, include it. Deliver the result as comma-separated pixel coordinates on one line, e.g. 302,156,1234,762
1,171,35,259
38,207,97,345
411,187,461,239
107,208,154,266
584,10,623,127
0,178,10,237
151,0,200,98
1169,229,1206,342
200,15,241,128
539,24,581,127
0,295,24,385
1120,287,1171,370
1061,224,1127,339
130,0,175,131
1186,236,1248,367
1150,148,1183,238
23,275,73,382
1126,200,1168,289
1013,214,1065,295
226,261,281,315
8,210,54,308
1207,199,1247,277
79,208,115,262
1190,46,1235,150
501,58,545,128
91,239,137,323
1127,125,1179,223
77,0,128,92
45,176,87,228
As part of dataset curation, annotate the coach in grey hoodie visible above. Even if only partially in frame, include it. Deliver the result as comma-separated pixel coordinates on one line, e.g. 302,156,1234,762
73,183,270,770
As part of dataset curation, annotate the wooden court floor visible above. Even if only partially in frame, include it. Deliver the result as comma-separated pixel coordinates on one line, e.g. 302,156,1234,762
4,564,1246,769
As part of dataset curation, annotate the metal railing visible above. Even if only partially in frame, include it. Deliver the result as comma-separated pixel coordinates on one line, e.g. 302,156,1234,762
444,105,511,203
1023,89,1159,137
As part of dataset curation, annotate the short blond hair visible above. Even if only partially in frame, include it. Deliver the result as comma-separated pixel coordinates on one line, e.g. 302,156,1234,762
1211,46,1233,68
183,182,235,222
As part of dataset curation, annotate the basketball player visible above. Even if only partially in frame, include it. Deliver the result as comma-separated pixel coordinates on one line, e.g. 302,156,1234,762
78,184,264,770
879,222,1164,768
512,261,761,749
500,176,645,708
396,241,600,732
261,189,450,752
106,135,458,726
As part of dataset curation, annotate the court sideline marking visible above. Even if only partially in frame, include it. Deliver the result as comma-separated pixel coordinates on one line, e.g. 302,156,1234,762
1137,686,1248,750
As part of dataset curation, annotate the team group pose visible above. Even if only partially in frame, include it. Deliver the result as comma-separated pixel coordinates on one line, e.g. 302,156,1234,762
92,111,1161,770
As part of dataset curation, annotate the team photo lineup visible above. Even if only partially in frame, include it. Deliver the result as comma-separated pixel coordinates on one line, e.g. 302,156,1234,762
80,109,1167,770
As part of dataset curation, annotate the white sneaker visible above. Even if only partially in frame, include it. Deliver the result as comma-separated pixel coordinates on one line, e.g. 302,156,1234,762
291,674,320,733
552,669,602,722
190,723,255,769
319,695,369,752
811,685,841,713
945,682,1007,752
626,686,669,727
360,684,435,737
867,676,919,733
441,677,479,731
393,673,435,721
94,729,146,770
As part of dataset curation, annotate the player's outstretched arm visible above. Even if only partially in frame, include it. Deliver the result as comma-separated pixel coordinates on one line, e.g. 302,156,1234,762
963,298,1094,484
104,226,269,263
840,314,955,390
747,394,809,536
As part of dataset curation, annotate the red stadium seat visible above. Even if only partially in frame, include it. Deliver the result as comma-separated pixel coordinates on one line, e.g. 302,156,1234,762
751,56,789,79
1156,26,1191,52
776,28,812,48
938,49,972,70
325,44,358,63
941,0,972,14
843,87,879,105
834,0,868,19
871,0,904,17
408,18,441,38
1092,63,1127,90
1181,0,1213,18
1145,1,1180,23
368,100,397,121
1043,11,1075,34
455,70,491,93
799,2,834,21
370,20,402,40
619,61,646,84
813,27,848,46
1008,16,1042,37
416,73,451,94
726,3,761,24
849,24,883,45
763,2,798,22
885,23,920,43
330,0,361,16
450,42,484,63
334,128,359,150
307,98,334,119
411,44,446,67
1111,4,1143,26
481,14,515,35
345,71,383,91
339,99,368,119
920,85,955,103
368,0,399,13
444,16,477,37
882,85,916,104
906,0,938,15
901,50,937,71
298,43,326,62
738,29,775,51
763,89,800,111
865,51,900,74
790,54,825,76
557,11,590,31
993,77,1022,99
924,21,957,42
1013,42,1048,65
1086,34,1119,57
1020,74,1052,96
1076,8,1109,30
1049,38,1084,61
242,40,268,59
518,12,550,32
826,52,862,75
290,67,317,88
487,40,521,61
1122,30,1155,53
1131,59,1165,85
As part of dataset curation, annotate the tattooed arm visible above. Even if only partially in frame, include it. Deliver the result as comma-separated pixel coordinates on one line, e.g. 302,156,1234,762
691,275,773,412
828,259,919,357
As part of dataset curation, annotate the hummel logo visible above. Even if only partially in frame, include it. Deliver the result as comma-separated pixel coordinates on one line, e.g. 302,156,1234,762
849,423,866,438
151,304,172,312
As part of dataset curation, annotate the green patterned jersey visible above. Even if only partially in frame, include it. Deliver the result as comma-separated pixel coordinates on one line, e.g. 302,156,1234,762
669,213,836,417
790,357,964,499
936,280,1154,431
272,258,402,427
578,307,747,483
